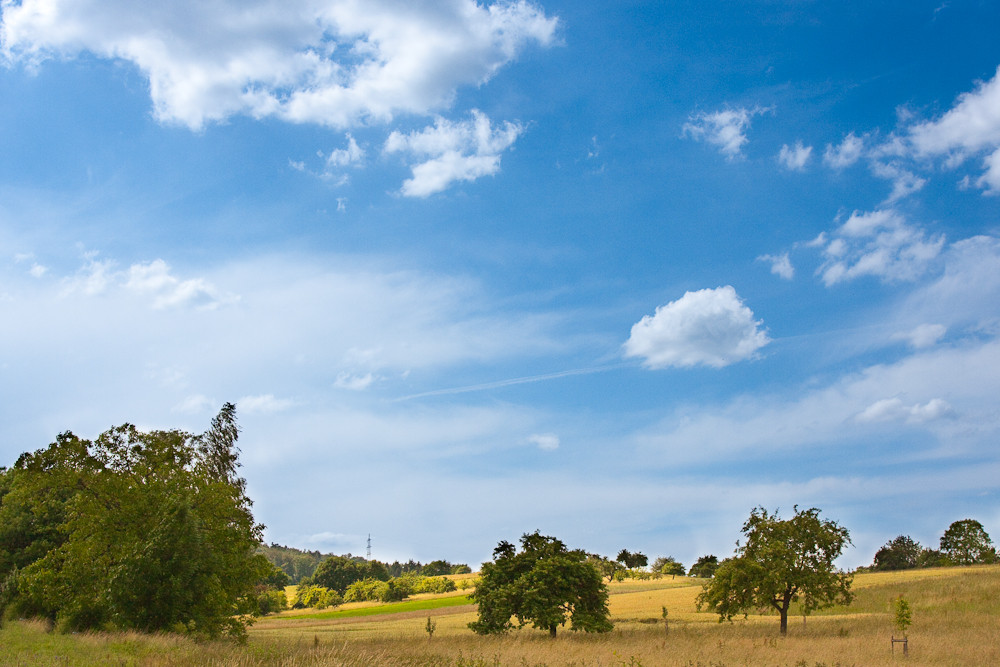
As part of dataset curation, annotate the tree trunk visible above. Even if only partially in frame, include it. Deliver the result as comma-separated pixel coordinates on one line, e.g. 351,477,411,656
779,611,788,635
549,624,557,638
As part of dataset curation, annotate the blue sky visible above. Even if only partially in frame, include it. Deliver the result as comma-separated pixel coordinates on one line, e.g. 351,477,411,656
2,0,999,569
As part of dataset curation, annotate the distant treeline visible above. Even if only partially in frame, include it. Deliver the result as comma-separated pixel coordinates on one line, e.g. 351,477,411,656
259,543,471,584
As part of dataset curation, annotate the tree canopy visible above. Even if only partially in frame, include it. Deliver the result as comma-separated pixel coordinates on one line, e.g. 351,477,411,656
940,519,996,565
871,535,923,571
0,405,270,639
469,531,612,637
688,554,720,578
697,506,853,635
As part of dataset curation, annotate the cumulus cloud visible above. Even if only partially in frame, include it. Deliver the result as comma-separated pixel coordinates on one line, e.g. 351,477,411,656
823,132,865,169
325,133,364,168
0,0,557,131
815,209,945,286
57,256,235,309
384,110,523,197
907,66,1000,194
856,397,954,424
683,107,767,160
778,141,812,170
758,253,795,280
624,286,770,369
528,433,559,450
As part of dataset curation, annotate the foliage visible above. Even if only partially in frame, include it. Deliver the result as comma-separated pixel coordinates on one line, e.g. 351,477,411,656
687,555,719,578
940,519,996,565
651,555,685,576
586,553,621,581
256,589,289,616
893,595,912,636
696,506,853,635
617,549,648,570
306,556,390,594
0,405,269,639
872,535,923,571
258,544,331,584
916,548,951,568
469,531,613,637
292,585,342,609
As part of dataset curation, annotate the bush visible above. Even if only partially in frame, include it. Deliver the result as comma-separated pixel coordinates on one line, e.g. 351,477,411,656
344,578,390,603
256,589,288,615
292,585,342,609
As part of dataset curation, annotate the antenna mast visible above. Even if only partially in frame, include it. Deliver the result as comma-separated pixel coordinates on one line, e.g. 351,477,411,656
366,534,372,561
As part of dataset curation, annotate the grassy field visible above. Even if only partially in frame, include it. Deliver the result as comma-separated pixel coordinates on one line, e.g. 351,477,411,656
2,565,997,666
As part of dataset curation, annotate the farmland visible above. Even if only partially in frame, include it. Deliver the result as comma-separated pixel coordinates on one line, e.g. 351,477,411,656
1,564,997,666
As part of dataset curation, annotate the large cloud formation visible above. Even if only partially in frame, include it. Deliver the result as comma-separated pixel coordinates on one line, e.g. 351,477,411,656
1,0,557,130
624,286,770,369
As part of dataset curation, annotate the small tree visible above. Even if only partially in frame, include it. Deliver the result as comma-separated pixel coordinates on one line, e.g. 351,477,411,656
940,519,996,565
651,555,685,576
469,532,613,637
893,595,912,636
696,506,853,635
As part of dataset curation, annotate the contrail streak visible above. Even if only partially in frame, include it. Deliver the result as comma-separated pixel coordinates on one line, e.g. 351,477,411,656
395,362,628,401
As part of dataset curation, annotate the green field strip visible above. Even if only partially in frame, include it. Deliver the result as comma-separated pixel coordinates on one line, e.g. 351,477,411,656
275,594,473,620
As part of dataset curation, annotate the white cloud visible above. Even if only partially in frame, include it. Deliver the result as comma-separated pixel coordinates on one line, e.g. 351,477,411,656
171,394,215,414
124,259,234,309
624,286,770,369
908,66,1000,194
325,133,364,168
856,397,954,424
910,65,1000,158
778,141,812,170
816,209,945,286
384,110,524,197
683,107,767,160
237,394,294,414
823,132,865,169
0,0,557,131
758,253,795,280
528,432,559,450
977,147,1000,194
334,372,376,391
893,323,947,349
28,263,47,278
870,160,926,203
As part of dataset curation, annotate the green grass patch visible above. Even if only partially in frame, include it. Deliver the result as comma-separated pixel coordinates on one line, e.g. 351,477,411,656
277,594,473,620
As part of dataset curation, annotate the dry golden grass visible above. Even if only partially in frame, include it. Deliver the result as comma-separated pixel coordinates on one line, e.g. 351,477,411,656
3,565,998,666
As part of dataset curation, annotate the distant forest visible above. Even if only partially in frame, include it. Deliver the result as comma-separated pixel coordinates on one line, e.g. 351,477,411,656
259,543,470,584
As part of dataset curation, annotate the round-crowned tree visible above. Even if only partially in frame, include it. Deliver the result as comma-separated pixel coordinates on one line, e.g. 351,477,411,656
940,519,996,565
697,506,853,635
469,532,612,637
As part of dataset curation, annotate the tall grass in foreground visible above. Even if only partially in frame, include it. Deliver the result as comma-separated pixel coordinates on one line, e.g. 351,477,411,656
2,565,998,666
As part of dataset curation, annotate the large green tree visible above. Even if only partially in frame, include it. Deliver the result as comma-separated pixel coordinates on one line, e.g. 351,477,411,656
940,519,996,565
469,532,613,637
697,507,853,635
871,535,922,571
0,404,270,638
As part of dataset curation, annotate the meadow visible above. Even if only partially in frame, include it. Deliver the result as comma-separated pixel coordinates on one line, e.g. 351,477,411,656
1,565,997,666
